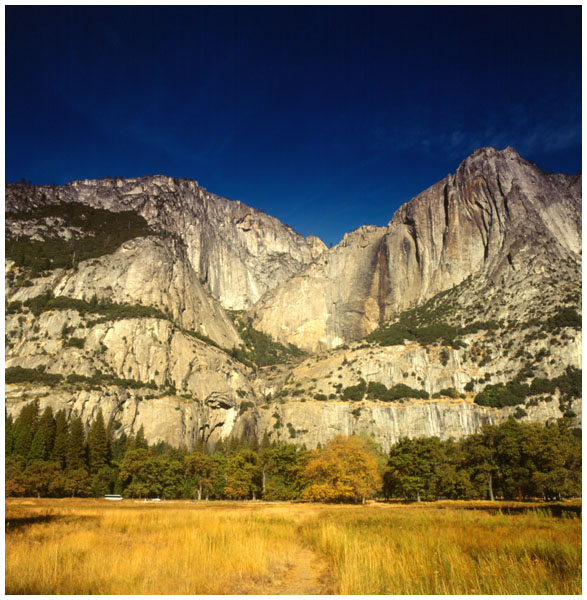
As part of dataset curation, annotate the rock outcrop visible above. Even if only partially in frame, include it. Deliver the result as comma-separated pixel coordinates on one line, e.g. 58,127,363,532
251,147,581,352
5,383,579,453
6,176,326,310
250,225,388,352
382,146,581,314
4,146,582,450
6,236,241,349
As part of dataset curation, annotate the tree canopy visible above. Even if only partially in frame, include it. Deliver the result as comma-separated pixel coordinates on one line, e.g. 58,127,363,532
5,401,581,503
303,435,382,503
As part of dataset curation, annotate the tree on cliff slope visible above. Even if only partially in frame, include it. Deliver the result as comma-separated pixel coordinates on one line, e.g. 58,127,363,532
302,435,382,503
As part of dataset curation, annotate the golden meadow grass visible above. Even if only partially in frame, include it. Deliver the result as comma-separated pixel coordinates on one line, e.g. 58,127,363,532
5,498,582,595
301,503,582,594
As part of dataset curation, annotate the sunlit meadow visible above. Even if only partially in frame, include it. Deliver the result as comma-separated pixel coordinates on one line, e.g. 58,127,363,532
5,498,581,595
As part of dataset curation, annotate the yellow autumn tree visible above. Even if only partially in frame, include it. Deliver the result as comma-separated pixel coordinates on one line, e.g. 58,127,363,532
302,435,382,503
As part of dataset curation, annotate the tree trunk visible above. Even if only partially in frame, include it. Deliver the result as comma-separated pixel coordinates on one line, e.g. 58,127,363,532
488,472,495,501
197,483,202,501
416,491,421,503
252,489,256,501
262,468,266,495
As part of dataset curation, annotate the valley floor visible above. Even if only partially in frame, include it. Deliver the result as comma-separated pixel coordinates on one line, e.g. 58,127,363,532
5,498,581,595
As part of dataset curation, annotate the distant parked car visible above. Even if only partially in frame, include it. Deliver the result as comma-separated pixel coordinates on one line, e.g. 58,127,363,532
104,494,124,501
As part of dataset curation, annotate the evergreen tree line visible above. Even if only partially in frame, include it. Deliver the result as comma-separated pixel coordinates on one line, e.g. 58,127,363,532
5,401,581,502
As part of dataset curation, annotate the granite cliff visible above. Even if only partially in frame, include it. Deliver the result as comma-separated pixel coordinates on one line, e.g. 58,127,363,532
5,147,582,449
251,147,581,352
6,175,326,310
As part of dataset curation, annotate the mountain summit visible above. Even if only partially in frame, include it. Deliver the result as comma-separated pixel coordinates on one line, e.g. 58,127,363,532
251,147,581,352
5,147,582,450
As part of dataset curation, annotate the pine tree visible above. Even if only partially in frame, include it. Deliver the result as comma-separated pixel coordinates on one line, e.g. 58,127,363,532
131,425,148,450
105,417,116,457
5,413,14,456
52,409,69,469
111,431,128,463
28,428,47,462
12,400,40,458
36,407,56,461
88,409,109,474
67,414,87,471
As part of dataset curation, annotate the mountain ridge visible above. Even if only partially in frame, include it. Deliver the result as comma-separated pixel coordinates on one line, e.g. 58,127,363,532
251,146,581,351
5,146,582,450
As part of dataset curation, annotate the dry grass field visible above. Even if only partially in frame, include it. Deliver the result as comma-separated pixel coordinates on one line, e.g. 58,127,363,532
5,498,582,595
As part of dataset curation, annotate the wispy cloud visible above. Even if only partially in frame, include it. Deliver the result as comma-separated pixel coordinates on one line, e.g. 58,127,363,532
366,90,580,165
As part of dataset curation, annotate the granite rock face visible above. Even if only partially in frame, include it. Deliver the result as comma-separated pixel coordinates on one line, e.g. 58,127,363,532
251,147,582,352
4,147,582,449
5,383,579,454
6,176,326,310
6,236,241,350
6,311,254,403
251,395,580,453
251,225,388,352
382,146,581,314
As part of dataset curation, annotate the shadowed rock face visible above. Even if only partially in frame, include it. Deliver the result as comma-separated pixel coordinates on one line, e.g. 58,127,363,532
251,147,581,351
6,176,326,310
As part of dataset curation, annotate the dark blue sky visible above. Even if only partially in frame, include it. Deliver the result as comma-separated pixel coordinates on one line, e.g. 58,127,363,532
5,6,582,246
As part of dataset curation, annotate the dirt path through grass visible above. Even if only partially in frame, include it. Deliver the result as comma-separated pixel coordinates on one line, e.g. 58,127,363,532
250,545,331,595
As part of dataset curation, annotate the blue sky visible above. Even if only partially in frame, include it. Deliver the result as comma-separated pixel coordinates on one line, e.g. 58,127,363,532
5,6,581,246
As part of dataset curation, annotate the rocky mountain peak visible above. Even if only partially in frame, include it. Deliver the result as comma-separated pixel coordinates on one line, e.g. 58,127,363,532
4,146,582,451
6,176,325,310
253,146,581,352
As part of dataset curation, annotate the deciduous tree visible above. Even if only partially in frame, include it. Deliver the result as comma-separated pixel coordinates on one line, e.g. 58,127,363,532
303,435,382,503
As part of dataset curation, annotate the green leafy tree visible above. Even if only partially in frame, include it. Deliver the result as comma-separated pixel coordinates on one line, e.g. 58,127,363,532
153,457,184,499
185,451,217,500
60,468,92,497
385,437,453,501
224,451,260,500
119,448,151,498
5,456,27,496
461,427,498,500
491,419,527,500
91,466,117,497
434,439,474,499
25,461,61,497
530,418,581,500
261,444,310,500
385,439,424,501
211,451,227,499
